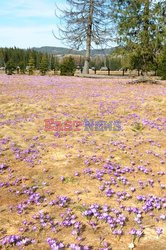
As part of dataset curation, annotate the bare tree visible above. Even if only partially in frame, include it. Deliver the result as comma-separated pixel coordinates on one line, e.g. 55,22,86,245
54,0,113,74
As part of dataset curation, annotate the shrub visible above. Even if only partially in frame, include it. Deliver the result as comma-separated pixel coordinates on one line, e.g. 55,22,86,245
60,56,76,76
132,122,144,133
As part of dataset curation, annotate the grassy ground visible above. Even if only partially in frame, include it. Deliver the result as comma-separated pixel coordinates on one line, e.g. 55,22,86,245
0,74,166,250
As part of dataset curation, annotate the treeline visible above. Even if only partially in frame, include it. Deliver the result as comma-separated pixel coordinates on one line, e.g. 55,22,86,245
0,47,60,75
0,46,123,76
0,46,166,78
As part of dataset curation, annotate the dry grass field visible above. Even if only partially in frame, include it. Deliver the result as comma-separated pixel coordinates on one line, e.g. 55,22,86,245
0,74,166,250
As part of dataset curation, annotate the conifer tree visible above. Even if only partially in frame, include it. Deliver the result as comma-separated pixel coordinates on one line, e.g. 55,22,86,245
60,56,76,76
50,55,59,74
158,46,166,79
19,61,26,74
40,55,49,75
28,55,35,75
112,0,165,73
55,0,113,74
6,60,16,75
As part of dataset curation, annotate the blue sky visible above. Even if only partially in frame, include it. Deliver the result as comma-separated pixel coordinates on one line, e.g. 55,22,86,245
0,0,67,48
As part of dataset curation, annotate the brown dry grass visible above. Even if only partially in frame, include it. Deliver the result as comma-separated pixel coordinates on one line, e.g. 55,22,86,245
0,75,165,249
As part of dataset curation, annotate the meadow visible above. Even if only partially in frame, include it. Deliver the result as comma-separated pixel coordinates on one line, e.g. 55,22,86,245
0,74,166,250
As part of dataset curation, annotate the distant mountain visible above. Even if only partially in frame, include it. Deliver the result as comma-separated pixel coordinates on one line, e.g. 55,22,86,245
32,46,114,56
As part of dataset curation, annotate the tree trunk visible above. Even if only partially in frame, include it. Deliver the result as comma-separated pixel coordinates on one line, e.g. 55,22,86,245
83,0,94,74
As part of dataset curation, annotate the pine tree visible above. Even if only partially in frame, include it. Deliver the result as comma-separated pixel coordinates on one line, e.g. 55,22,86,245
158,46,166,80
129,52,144,76
55,0,113,74
0,50,4,67
50,55,55,72
40,55,49,75
60,56,76,76
19,61,26,74
28,55,35,75
6,60,16,75
50,55,59,74
112,0,165,73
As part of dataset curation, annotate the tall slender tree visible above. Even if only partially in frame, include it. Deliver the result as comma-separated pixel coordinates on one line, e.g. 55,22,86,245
28,55,35,75
40,55,49,75
50,55,60,74
55,0,113,74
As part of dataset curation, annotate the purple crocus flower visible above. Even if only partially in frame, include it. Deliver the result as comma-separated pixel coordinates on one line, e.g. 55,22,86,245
156,228,163,236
